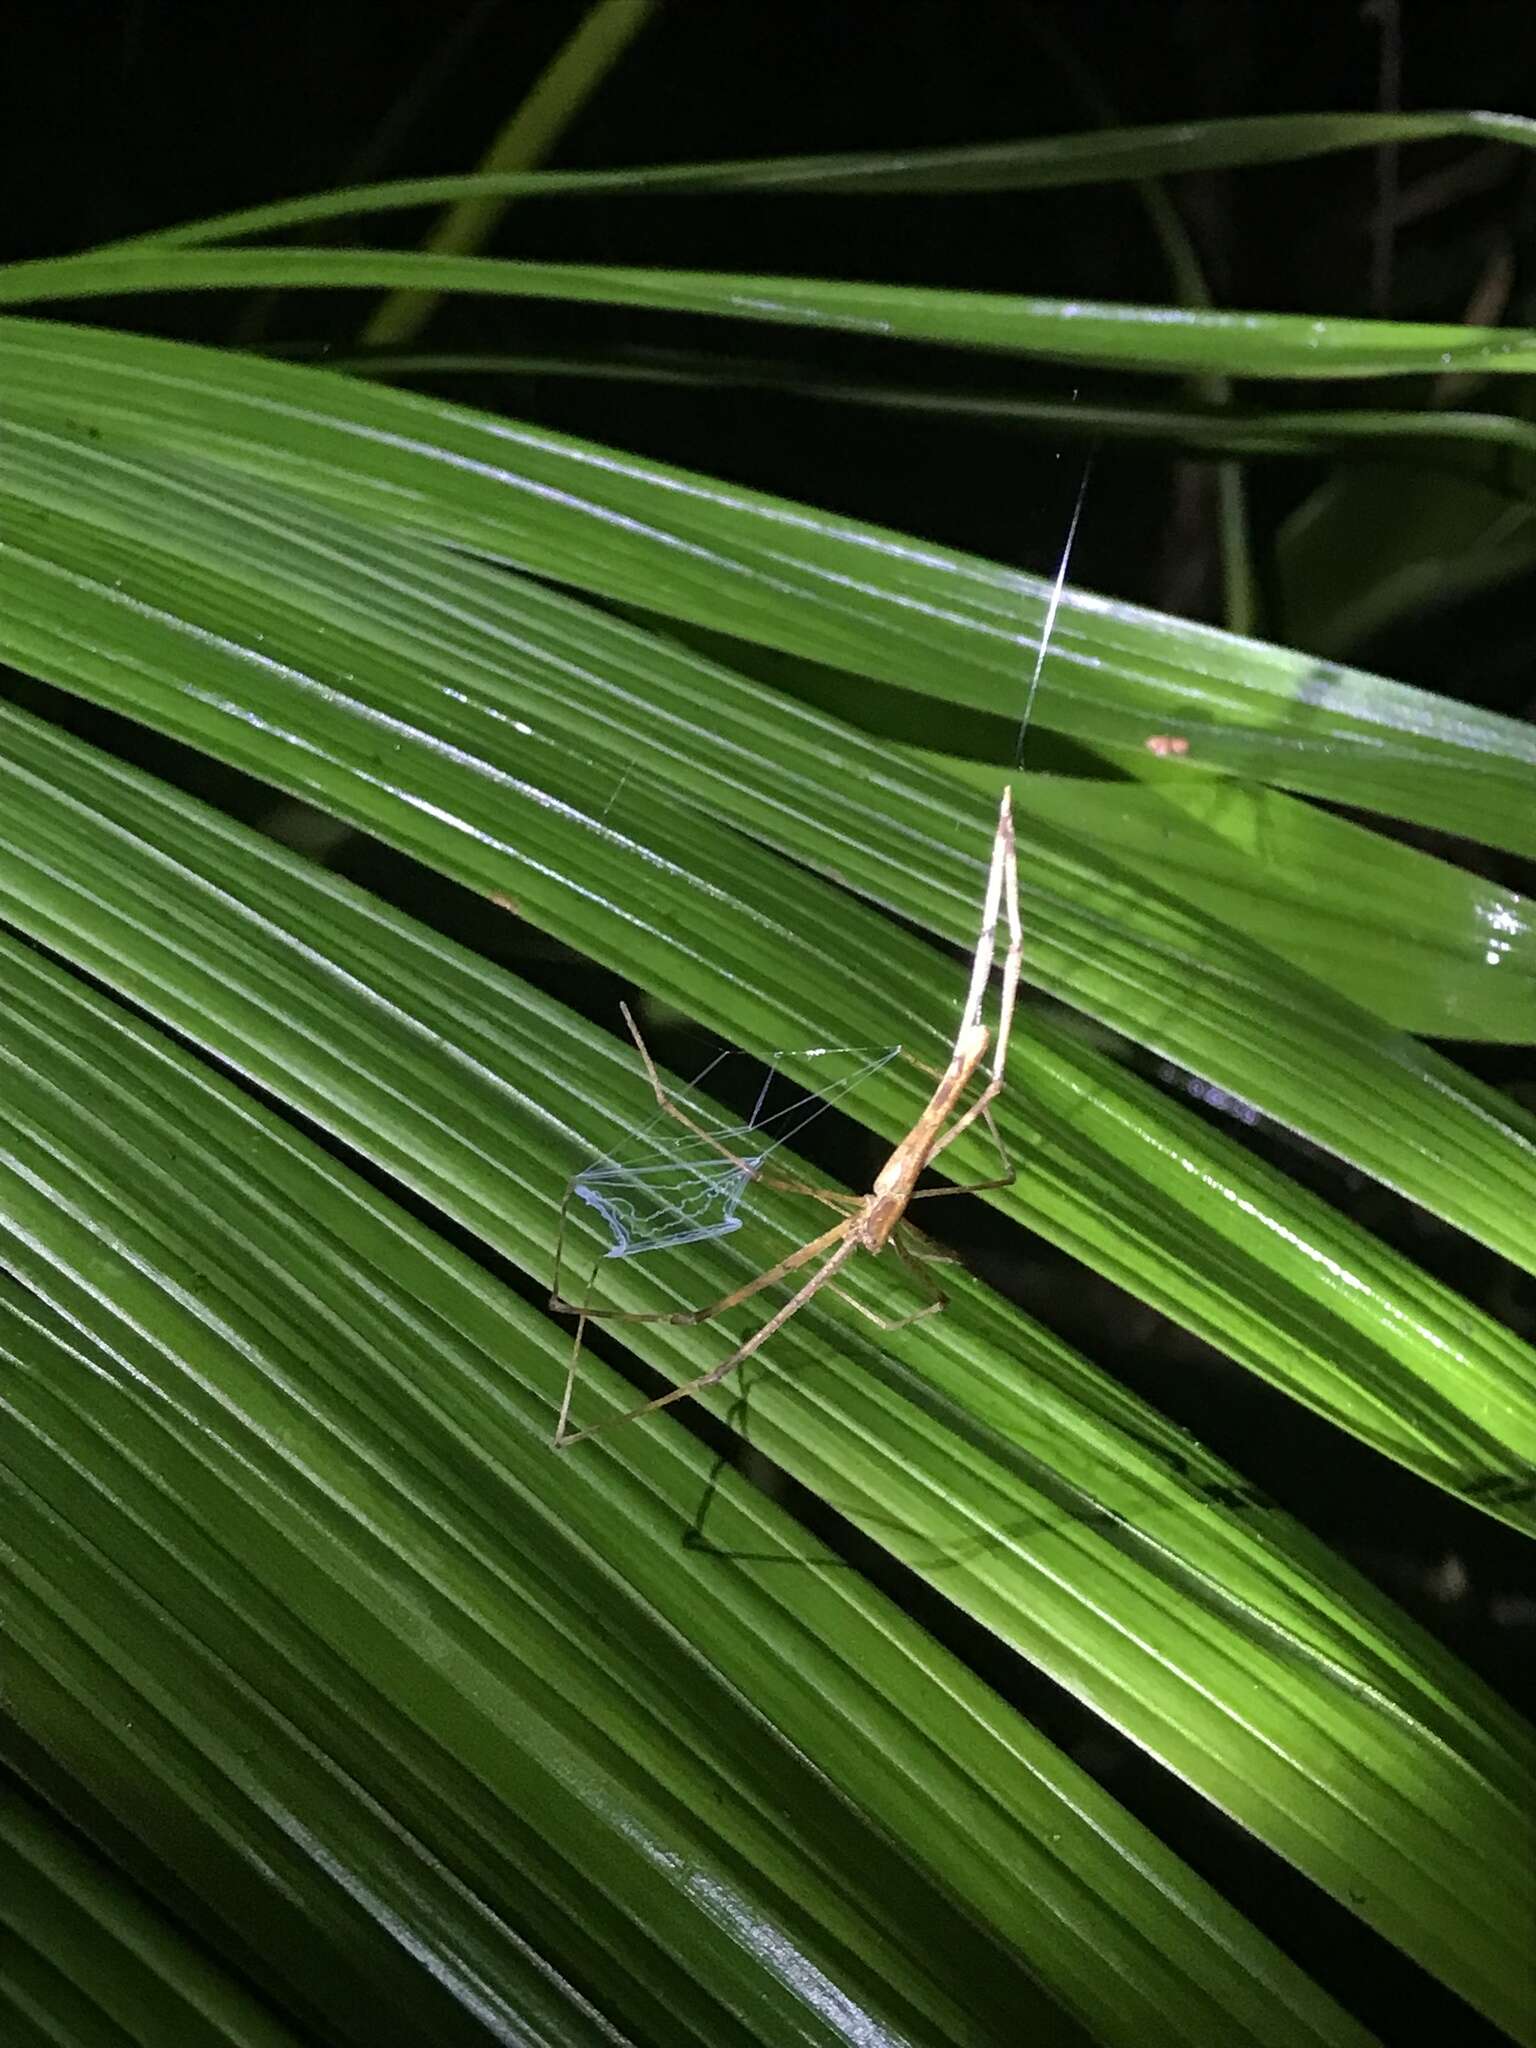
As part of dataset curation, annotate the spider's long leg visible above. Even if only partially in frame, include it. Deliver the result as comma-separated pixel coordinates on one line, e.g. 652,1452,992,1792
955,787,1012,1038
620,1001,763,1174
551,1213,851,1330
986,784,1023,1086
917,797,1022,1174
553,1247,605,1446
826,1281,910,1327
549,1181,580,1308
831,1227,951,1331
907,1100,1013,1198
555,1221,839,1441
554,1231,863,1448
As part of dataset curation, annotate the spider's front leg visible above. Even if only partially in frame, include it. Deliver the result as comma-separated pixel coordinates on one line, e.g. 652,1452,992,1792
916,785,1023,1182
553,1229,863,1448
618,1000,861,1202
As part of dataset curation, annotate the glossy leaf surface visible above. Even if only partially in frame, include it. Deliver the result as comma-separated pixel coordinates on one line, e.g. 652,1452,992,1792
2,232,1535,2043
2,318,1530,859
9,244,1536,383
0,932,1390,2048
929,764,1536,1043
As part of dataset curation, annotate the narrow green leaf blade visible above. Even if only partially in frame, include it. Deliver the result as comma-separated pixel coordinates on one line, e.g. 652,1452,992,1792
930,765,1536,1042
87,109,1536,251
2,319,1529,857
0,1776,306,2048
0,938,1385,2048
5,247,1536,381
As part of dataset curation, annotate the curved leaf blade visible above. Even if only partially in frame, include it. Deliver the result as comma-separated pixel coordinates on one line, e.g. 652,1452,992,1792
0,936,1388,2048
91,109,1536,251
1,319,1530,858
2,573,1534,2022
6,247,1536,382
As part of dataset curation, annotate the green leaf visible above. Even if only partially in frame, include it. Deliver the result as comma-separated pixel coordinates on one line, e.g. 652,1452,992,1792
359,0,658,347
923,763,1536,1043
1278,461,1536,655
0,1775,305,2048
3,317,1530,859
326,347,1536,509
89,109,1536,251
0,933,1384,2048
3,316,1535,2043
8,245,1536,381
2,451,1535,2025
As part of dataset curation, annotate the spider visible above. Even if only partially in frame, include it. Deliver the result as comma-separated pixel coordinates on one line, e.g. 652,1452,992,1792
549,783,1021,1448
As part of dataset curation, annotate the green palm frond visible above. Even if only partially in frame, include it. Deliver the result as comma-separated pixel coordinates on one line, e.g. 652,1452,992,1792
2,106,1534,2048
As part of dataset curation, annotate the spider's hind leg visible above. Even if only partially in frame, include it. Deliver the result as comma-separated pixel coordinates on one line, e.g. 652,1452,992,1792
830,1226,951,1333
552,1246,605,1446
908,1098,1014,1202
549,1180,586,1313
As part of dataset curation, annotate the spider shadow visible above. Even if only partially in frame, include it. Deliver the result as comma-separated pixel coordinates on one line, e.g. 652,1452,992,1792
670,1357,1397,1729
673,1357,1276,1578
675,1368,989,1571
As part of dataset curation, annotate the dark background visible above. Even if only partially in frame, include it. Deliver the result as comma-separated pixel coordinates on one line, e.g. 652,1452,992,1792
5,5,1535,2043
